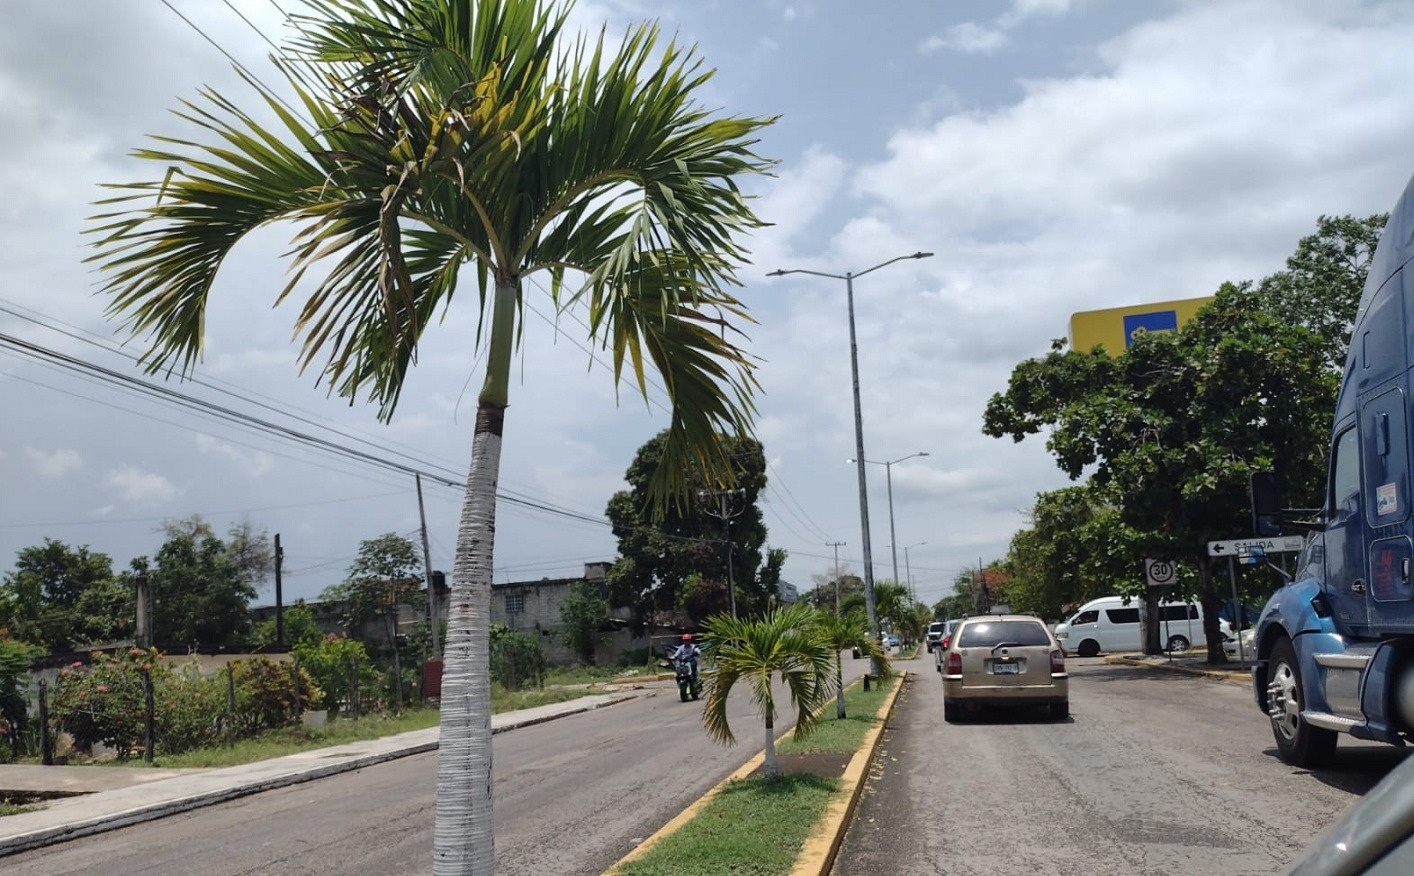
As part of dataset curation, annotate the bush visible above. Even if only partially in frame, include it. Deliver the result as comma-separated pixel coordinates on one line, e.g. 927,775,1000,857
293,633,375,715
229,657,322,735
0,631,39,761
49,648,162,757
154,663,223,755
490,624,545,691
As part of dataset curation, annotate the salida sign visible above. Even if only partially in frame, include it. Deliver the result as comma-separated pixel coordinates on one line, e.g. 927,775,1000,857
1206,535,1306,557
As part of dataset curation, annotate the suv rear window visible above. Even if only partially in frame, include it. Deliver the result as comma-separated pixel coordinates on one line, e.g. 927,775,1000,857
957,620,1051,648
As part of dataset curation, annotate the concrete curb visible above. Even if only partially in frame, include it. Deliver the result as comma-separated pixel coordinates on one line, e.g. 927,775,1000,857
602,673,907,875
1105,654,1252,685
790,672,907,876
0,691,639,858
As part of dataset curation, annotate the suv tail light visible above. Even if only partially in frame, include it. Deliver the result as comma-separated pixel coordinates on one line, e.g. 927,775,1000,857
940,635,951,650
945,651,962,674
1050,649,1066,673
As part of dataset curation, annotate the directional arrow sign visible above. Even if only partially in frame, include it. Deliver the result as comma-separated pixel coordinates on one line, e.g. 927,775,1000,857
1207,536,1305,557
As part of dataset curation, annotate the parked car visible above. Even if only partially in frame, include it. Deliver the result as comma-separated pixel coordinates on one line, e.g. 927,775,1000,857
926,621,946,652
1053,596,1209,656
1222,626,1256,661
933,620,962,672
940,615,1069,721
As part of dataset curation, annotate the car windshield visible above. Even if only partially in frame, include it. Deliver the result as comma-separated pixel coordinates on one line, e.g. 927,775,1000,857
957,620,1051,648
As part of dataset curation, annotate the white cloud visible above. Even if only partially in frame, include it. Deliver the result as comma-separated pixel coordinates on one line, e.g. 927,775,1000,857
23,446,83,478
194,435,273,478
919,23,1010,56
1000,0,1078,27
103,465,179,505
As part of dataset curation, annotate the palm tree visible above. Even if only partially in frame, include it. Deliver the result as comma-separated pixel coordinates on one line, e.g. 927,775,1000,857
701,603,837,781
874,580,910,642
817,611,888,718
89,1,774,872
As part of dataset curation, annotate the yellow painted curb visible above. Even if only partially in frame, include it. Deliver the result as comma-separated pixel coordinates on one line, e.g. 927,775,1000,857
1105,655,1250,685
602,672,907,876
789,672,907,876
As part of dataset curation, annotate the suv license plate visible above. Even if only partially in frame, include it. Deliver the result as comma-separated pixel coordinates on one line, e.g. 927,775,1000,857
992,662,1019,675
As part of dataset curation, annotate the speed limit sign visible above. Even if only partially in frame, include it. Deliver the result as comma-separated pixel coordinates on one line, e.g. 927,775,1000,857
1144,558,1177,587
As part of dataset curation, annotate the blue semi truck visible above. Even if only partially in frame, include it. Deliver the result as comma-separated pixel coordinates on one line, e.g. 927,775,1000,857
1253,171,1414,766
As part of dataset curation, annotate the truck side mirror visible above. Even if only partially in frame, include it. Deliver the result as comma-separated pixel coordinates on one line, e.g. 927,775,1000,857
1250,471,1282,536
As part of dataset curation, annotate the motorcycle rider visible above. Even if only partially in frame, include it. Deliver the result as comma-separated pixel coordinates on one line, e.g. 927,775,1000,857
671,633,701,685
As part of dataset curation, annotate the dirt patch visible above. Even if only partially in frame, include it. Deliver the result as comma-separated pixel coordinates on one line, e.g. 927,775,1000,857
746,751,853,780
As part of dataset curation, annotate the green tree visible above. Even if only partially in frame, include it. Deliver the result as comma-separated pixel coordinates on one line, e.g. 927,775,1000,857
322,533,424,647
1,539,116,651
323,533,424,711
89,0,773,868
146,528,256,648
701,603,836,780
816,612,888,719
559,582,609,665
873,581,910,639
1256,213,1387,369
1003,487,1138,619
252,600,326,650
605,431,771,626
985,284,1339,661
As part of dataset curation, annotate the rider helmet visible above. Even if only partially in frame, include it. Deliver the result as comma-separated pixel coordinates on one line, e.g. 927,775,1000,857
681,634,693,641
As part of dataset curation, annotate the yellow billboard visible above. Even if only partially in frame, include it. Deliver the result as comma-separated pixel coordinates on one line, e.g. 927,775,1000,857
1069,296,1214,355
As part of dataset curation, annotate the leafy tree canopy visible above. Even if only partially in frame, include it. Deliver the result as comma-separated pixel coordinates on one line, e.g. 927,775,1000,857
1,539,117,651
321,533,424,643
605,430,775,626
984,214,1382,658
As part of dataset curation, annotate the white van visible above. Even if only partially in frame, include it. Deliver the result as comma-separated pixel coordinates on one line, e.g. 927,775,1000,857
1053,596,1208,657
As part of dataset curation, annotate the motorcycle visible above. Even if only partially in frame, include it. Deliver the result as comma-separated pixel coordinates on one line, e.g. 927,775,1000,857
674,657,700,702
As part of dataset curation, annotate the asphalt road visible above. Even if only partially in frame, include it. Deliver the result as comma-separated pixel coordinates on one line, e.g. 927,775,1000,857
832,653,1408,876
2,657,870,875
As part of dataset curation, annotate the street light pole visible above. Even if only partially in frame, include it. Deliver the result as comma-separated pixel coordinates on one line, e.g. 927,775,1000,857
826,540,846,614
849,451,928,604
903,541,927,604
769,252,933,660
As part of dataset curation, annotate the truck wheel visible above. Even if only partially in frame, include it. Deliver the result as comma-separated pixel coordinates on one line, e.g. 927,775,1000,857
1165,634,1190,653
1077,640,1100,658
1267,637,1336,767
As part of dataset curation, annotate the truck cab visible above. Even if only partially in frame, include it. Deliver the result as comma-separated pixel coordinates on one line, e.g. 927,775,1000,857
1254,170,1414,766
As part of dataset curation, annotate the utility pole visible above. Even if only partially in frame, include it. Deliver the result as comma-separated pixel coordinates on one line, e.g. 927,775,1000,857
416,473,441,660
699,488,748,618
274,534,285,649
826,541,846,613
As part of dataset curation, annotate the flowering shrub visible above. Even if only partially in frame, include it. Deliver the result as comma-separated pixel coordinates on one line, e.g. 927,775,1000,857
49,648,163,756
50,650,325,757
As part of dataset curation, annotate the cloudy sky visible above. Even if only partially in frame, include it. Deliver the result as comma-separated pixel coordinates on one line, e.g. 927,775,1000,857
4,0,1414,610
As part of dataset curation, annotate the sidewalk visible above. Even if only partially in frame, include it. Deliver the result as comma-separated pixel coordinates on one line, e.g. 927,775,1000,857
0,690,637,857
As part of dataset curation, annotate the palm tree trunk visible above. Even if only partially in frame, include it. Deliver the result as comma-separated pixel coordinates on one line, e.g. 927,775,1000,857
762,709,778,780
835,657,846,719
433,402,503,876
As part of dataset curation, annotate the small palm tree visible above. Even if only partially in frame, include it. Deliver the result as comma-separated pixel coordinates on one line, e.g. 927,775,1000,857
817,611,888,719
89,1,774,872
701,603,836,781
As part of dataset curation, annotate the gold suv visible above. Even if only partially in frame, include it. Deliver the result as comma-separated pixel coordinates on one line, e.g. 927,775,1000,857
940,615,1069,722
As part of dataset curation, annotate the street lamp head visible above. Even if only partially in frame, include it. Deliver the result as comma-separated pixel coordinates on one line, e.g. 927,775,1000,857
911,251,934,260
766,268,787,277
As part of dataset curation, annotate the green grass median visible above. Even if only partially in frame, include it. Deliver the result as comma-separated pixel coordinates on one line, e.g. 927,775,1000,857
608,672,896,876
